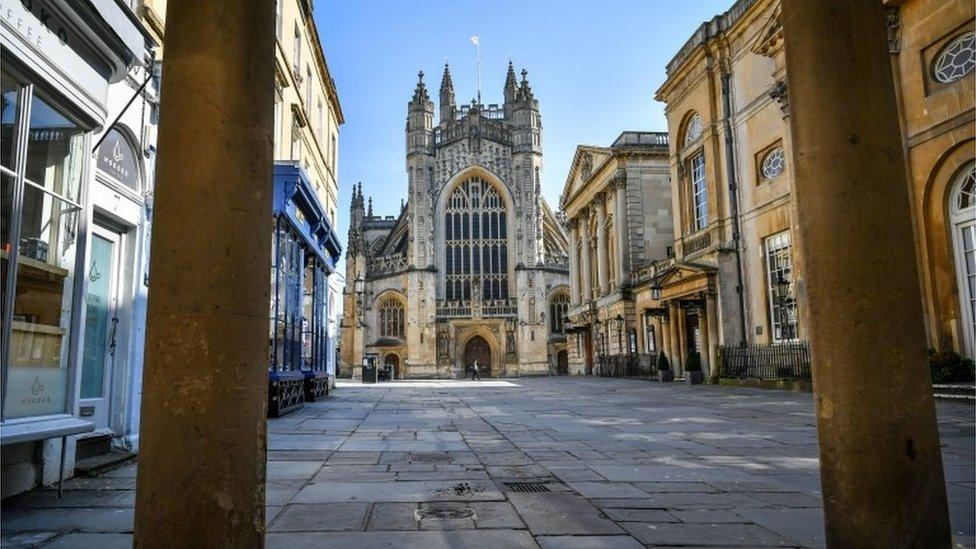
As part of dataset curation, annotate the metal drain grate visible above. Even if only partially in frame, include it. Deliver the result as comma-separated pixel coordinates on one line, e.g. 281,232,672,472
504,482,550,493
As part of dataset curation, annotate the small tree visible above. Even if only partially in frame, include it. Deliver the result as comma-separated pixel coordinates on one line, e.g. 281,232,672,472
657,351,671,371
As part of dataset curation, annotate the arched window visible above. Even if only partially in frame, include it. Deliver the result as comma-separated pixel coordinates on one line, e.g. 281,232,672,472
378,295,404,338
444,178,509,302
950,162,975,358
549,291,570,334
683,112,703,148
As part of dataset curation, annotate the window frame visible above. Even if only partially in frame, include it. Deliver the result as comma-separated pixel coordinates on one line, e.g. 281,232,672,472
763,230,798,343
689,152,708,232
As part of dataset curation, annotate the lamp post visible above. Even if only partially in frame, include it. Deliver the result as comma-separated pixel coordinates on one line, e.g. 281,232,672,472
354,275,366,328
773,272,791,341
594,318,603,375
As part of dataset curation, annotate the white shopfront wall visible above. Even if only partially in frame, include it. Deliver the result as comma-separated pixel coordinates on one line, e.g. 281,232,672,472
1,0,145,496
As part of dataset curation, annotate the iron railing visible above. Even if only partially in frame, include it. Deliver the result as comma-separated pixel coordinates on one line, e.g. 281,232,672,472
719,341,812,381
595,353,659,378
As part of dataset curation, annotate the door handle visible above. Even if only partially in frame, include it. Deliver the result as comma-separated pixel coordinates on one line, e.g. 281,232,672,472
109,317,119,357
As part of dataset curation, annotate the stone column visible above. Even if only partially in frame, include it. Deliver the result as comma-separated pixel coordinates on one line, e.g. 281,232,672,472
614,178,629,288
595,198,609,296
781,1,949,546
134,1,274,546
569,220,580,306
698,303,711,378
667,302,681,373
705,290,720,381
675,306,686,374
580,212,592,301
653,317,664,355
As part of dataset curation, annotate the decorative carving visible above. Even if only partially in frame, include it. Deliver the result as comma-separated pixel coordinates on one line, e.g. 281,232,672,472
768,79,789,117
885,7,901,54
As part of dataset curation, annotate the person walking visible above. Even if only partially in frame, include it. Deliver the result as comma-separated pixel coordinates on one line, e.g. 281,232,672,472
470,360,481,381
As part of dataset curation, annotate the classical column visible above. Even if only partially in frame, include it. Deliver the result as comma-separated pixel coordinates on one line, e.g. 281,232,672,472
133,2,275,547
667,302,681,373
595,197,609,296
653,316,664,356
614,176,629,288
580,212,592,301
569,220,580,306
675,305,686,374
781,2,949,546
705,290,720,381
698,302,711,378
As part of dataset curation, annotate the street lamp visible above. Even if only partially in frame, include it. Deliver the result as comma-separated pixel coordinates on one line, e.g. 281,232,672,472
614,314,624,357
773,272,792,341
650,283,662,301
354,275,366,327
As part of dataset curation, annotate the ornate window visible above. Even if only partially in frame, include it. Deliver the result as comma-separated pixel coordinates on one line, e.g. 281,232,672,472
549,291,569,335
933,31,975,84
764,231,798,342
950,162,975,358
683,112,703,147
690,153,708,231
444,178,509,302
378,295,404,338
761,147,785,180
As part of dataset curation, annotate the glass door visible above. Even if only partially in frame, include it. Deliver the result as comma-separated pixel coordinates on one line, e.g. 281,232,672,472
79,225,122,428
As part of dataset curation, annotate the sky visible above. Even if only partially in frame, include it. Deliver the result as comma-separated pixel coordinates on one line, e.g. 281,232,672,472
315,0,731,272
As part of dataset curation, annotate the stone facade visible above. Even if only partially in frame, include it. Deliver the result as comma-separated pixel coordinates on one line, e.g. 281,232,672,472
340,64,570,379
652,0,975,377
561,133,673,375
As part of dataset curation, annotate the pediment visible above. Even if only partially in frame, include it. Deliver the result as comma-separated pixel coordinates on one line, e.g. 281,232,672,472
751,5,783,58
562,146,612,206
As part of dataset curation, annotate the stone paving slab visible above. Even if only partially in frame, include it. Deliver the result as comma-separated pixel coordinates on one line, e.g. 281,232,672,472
1,378,973,548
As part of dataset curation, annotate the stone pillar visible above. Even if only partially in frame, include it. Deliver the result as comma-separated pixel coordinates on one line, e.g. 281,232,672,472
595,198,609,296
614,179,629,288
134,1,274,547
653,316,664,355
580,213,592,301
699,303,711,378
781,2,949,546
569,221,580,306
705,290,720,381
667,303,681,373
675,306,686,374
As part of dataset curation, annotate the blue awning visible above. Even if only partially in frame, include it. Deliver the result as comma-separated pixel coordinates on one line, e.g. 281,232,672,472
272,162,342,272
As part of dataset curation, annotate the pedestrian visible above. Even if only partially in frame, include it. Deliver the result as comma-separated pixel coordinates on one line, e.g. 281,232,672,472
470,360,481,380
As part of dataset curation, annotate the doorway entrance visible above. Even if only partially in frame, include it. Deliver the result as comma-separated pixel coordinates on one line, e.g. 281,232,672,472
384,353,400,380
463,336,491,377
557,350,569,375
80,225,124,429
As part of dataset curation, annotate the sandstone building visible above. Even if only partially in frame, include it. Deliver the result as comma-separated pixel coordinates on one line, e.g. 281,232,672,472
340,64,570,379
560,133,674,375
649,0,974,378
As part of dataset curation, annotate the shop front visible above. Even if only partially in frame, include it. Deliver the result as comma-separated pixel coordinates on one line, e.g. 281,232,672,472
268,163,341,417
1,0,144,496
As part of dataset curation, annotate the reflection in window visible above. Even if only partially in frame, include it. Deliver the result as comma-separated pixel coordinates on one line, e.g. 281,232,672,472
444,178,509,303
765,231,797,342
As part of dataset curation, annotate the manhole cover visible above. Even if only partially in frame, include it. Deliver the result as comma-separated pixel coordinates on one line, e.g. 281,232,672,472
415,507,476,520
504,482,551,493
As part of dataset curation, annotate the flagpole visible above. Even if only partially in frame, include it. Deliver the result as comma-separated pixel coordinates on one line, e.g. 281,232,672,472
476,39,482,105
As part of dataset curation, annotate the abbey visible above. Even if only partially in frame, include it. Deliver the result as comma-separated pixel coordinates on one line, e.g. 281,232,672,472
340,63,571,379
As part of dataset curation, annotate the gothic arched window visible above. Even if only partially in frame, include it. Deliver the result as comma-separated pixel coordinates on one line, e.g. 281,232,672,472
378,295,404,338
549,291,570,334
444,178,509,302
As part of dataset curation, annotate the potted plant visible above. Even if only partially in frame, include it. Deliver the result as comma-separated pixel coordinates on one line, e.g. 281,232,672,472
685,352,704,385
657,351,674,382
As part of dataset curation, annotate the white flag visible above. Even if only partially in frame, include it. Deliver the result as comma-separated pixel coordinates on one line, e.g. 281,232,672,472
470,35,479,46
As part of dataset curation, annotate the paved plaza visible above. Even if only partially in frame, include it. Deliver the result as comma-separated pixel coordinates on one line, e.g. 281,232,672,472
2,378,973,548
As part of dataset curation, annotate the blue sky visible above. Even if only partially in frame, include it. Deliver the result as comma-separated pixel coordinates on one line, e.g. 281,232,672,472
316,0,730,261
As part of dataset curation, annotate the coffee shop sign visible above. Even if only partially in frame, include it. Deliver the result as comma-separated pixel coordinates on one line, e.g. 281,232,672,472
3,0,72,49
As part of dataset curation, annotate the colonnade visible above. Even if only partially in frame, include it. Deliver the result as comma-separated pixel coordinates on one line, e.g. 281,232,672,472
568,176,629,306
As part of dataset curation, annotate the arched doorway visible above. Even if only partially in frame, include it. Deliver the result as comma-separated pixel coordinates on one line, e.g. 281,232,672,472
950,162,975,358
557,350,569,375
384,354,400,380
463,336,492,377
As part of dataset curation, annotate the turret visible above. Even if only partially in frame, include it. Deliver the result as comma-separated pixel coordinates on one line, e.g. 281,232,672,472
439,63,456,123
512,68,541,154
406,70,434,156
347,182,365,256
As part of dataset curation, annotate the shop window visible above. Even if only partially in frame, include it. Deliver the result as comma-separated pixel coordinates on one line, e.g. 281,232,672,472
932,31,975,84
764,231,798,342
2,71,87,420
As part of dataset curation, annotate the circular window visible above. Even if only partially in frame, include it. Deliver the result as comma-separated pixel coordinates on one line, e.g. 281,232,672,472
933,31,975,84
761,147,785,180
